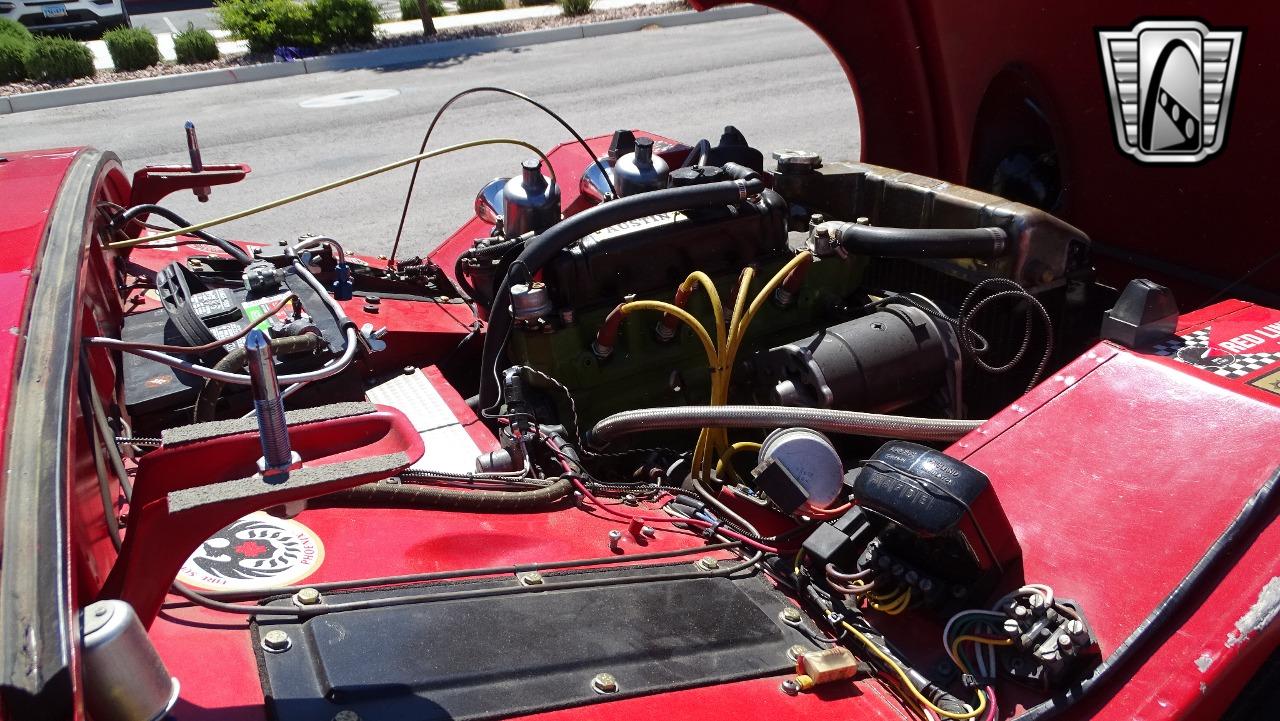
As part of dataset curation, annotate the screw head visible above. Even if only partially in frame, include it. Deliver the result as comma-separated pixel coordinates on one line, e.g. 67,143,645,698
261,629,291,653
332,712,361,721
622,494,638,506
780,679,801,696
294,587,321,606
519,571,544,586
591,673,618,694
781,607,803,625
696,556,720,571
786,644,808,662
640,525,656,538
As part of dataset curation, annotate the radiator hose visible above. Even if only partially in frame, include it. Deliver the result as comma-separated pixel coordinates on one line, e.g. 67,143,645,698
837,222,1008,259
589,405,983,446
478,176,766,408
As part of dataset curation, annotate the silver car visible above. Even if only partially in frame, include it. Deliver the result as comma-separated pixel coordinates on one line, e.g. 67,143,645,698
0,0,130,37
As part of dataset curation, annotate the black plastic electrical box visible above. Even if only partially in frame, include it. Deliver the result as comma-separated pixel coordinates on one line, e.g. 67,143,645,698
848,441,1021,577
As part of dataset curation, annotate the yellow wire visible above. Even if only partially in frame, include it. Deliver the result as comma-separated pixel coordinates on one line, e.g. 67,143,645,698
699,268,754,480
840,621,989,720
619,299,720,478
617,300,719,391
677,272,725,480
714,252,812,421
870,588,912,615
868,586,905,602
948,635,1013,672
714,441,762,478
107,138,557,248
678,271,725,355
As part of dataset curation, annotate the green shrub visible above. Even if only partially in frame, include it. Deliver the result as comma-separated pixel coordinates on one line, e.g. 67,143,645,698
103,26,161,71
0,36,29,83
312,0,380,45
456,0,505,13
399,0,445,20
215,0,317,54
0,18,33,44
558,0,593,15
174,24,220,64
23,36,94,82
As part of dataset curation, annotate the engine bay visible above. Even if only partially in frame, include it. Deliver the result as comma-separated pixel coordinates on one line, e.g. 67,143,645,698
57,100,1280,721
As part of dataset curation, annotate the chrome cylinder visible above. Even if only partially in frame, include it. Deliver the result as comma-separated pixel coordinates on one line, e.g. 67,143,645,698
82,600,179,721
502,160,561,238
613,137,670,197
245,329,292,476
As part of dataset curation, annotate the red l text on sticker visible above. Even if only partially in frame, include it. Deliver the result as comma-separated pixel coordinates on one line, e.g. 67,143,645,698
1209,307,1280,356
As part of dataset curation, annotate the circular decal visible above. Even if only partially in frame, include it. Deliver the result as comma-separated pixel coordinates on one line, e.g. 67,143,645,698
299,89,400,109
178,512,324,591
1175,345,1238,371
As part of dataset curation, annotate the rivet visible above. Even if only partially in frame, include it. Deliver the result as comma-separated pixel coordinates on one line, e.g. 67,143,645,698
591,673,618,694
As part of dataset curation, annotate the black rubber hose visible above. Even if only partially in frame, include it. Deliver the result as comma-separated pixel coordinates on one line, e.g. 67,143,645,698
478,177,764,407
110,204,252,264
466,237,525,261
192,333,320,422
680,139,711,168
837,222,1008,259
1014,466,1280,721
314,476,573,511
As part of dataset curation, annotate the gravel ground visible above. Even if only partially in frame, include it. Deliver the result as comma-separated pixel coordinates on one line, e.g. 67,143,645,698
0,3,691,97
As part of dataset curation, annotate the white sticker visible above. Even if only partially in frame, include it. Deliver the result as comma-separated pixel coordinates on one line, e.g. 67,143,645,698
178,512,325,591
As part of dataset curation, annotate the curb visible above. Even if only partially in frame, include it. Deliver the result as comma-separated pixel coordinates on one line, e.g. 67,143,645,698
1,6,771,115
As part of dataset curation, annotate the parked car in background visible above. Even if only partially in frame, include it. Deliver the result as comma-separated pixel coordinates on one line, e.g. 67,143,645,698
1,0,130,37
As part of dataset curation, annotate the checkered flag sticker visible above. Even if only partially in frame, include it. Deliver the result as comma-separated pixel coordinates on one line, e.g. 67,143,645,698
1152,328,1280,378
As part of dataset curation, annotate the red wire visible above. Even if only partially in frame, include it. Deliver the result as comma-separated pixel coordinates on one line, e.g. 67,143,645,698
538,432,780,553
569,477,779,553
805,501,853,520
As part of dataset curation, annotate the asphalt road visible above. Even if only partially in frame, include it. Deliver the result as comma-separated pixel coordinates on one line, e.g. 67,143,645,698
3,13,858,257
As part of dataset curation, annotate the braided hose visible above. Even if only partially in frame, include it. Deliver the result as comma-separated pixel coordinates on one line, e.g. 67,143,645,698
590,406,983,445
314,476,572,512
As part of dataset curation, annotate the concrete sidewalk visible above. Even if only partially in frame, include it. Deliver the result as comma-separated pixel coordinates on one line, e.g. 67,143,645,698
87,0,674,70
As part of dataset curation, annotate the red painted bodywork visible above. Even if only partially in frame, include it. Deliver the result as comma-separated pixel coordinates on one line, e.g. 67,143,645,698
102,404,424,628
3,3,1280,719
694,0,1280,306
